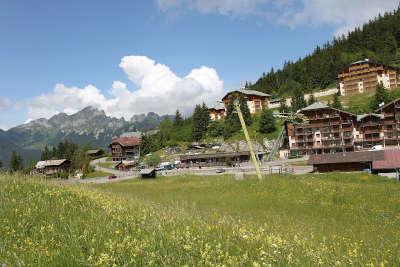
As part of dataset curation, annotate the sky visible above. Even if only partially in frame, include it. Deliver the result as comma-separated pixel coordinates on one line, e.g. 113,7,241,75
0,0,399,130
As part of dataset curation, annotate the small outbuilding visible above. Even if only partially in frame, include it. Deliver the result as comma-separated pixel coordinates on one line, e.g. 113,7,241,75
140,168,156,179
115,160,137,171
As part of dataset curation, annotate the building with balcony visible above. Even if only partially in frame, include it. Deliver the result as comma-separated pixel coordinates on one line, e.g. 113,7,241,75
338,59,400,96
208,103,226,121
286,102,357,156
109,136,141,162
221,89,270,114
285,98,400,156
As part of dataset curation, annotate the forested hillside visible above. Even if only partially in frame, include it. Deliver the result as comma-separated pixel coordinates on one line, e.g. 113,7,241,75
250,8,400,98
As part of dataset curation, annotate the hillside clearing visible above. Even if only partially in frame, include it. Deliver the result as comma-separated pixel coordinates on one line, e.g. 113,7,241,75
1,173,399,266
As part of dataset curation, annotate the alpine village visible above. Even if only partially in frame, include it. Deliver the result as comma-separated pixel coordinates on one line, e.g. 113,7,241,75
2,5,400,267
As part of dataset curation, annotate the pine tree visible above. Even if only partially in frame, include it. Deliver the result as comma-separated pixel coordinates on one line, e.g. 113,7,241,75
173,109,184,127
0,160,2,170
192,103,210,141
238,94,252,126
223,96,241,138
331,92,343,109
259,109,276,134
370,82,389,110
292,88,307,112
10,151,23,172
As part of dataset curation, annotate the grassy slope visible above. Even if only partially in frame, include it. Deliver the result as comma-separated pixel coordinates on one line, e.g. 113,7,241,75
228,114,282,143
1,173,400,266
84,170,112,178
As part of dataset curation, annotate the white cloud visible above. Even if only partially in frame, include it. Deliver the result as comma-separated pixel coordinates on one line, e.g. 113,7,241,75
0,98,12,111
27,55,224,121
156,0,399,35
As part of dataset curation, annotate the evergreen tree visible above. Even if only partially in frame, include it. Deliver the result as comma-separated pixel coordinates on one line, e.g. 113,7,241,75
238,94,252,126
192,103,210,141
370,82,389,110
259,109,276,134
223,96,240,138
292,88,307,112
140,134,159,155
331,92,343,109
223,94,252,138
173,109,184,127
0,160,2,170
9,151,23,172
307,94,316,106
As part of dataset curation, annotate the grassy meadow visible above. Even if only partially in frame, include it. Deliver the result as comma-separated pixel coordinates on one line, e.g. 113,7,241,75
1,173,399,266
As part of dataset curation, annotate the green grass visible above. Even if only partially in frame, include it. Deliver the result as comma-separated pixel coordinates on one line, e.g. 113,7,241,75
1,173,399,265
84,170,112,178
97,161,114,168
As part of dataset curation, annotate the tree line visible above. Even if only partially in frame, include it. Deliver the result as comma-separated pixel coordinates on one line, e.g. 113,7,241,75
1,141,98,176
250,7,400,98
140,94,277,155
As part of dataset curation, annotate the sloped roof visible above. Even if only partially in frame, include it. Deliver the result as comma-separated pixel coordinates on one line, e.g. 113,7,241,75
300,102,329,111
375,98,400,112
222,89,270,100
372,150,400,170
110,136,141,147
308,151,384,165
299,102,356,117
36,159,69,169
357,113,384,121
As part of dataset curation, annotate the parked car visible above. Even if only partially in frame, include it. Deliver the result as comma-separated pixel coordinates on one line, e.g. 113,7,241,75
108,174,117,179
216,168,225,173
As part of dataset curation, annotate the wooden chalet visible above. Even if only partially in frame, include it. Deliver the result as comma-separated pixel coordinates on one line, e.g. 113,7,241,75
109,136,141,162
338,59,400,96
221,89,270,114
115,160,137,171
35,159,71,175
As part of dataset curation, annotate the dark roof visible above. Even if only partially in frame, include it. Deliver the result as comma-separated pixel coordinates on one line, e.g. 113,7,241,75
372,151,400,170
222,89,270,100
357,113,384,121
308,151,384,165
299,102,356,117
375,98,400,112
110,136,141,147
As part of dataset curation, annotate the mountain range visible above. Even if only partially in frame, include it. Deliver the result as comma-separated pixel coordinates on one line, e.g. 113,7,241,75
0,107,171,167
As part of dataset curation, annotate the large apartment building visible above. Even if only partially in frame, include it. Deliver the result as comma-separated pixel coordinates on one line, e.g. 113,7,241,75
338,59,400,96
286,99,400,156
286,102,356,155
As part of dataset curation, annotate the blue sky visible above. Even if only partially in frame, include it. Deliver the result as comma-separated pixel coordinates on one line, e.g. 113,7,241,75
0,0,398,129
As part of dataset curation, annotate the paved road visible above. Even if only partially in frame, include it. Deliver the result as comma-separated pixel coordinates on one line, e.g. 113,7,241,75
90,157,138,177
75,156,313,184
